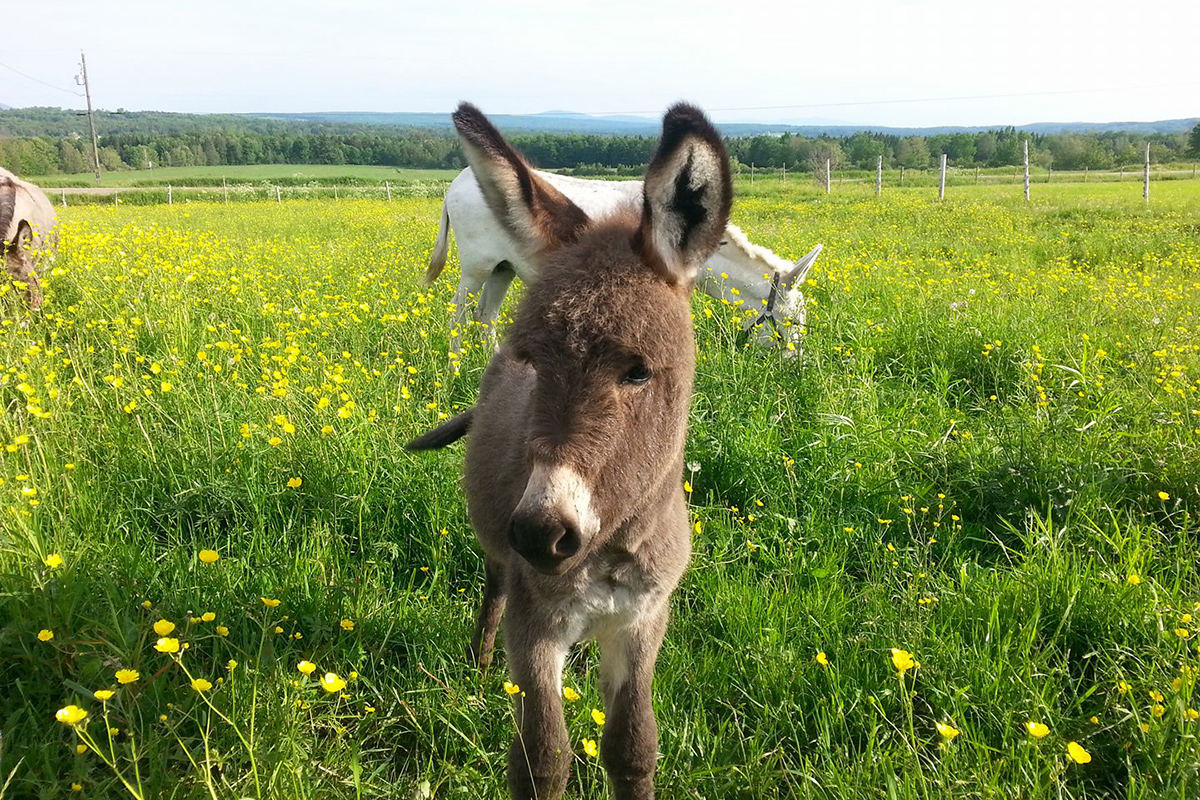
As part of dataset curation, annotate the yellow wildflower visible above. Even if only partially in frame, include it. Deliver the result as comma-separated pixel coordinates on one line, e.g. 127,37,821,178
38,629,54,642
261,597,281,608
297,660,317,676
890,648,917,674
583,738,599,757
936,722,959,739
200,612,215,623
115,669,139,684
56,705,88,725
94,689,115,701
340,618,355,631
504,681,521,695
198,549,220,564
1026,721,1050,738
191,678,212,692
154,637,180,653
44,553,64,569
591,708,606,726
320,672,347,693
1066,741,1091,764
287,477,302,488
816,651,829,666
153,619,175,636
216,625,229,636
563,686,581,702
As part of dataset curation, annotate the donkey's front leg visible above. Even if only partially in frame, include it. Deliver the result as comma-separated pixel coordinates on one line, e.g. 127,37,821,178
597,604,669,800
505,610,571,800
467,560,506,670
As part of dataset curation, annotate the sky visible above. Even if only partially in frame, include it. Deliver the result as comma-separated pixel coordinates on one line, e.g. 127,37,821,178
2,0,1197,128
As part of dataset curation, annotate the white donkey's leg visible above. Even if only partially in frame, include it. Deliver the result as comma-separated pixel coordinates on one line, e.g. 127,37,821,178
447,264,489,361
476,264,516,351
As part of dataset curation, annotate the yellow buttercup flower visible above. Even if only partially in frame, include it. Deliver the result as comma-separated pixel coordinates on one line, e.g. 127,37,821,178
1026,721,1050,738
287,477,302,488
582,738,599,757
44,553,64,569
320,672,347,693
890,648,917,674
1066,741,1091,764
191,678,212,692
200,612,216,623
38,629,54,642
297,660,317,676
227,659,238,670
154,637,180,653
94,689,115,701
340,618,355,631
76,744,88,755
815,651,829,666
216,625,229,636
1127,573,1141,586
503,681,521,695
1157,491,1170,501
936,722,959,739
261,597,281,608
563,686,581,702
591,708,606,726
115,669,140,684
198,549,220,564
153,619,175,636
56,705,88,725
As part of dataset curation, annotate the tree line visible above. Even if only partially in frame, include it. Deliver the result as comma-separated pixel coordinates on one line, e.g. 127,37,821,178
1,107,1196,177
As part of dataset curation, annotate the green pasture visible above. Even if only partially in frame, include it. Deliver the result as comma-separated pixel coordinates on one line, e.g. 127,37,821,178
31,164,462,188
0,181,1198,798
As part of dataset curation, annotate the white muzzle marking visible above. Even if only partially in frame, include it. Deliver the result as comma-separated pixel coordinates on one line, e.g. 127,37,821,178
516,463,600,538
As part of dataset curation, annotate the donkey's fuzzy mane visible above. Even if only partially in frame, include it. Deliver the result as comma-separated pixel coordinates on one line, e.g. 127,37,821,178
721,223,794,275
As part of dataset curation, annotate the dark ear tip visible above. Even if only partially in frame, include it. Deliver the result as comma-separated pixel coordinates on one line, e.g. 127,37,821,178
661,102,720,141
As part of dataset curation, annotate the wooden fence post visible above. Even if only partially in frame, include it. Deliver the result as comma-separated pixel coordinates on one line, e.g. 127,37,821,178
1023,140,1030,202
938,154,946,200
750,162,754,185
825,158,831,194
222,177,228,204
781,162,786,183
168,185,173,205
899,166,904,186
334,186,339,201
876,155,882,196
275,186,281,203
61,188,67,207
385,181,392,201
1143,143,1150,202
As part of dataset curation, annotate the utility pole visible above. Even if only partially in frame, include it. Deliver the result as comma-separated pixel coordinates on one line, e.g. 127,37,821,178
76,51,102,184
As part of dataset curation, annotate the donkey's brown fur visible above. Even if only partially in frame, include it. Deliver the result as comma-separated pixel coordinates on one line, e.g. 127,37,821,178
0,166,58,310
408,102,731,800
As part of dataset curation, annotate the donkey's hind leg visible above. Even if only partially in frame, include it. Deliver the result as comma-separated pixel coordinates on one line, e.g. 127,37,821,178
468,559,507,670
476,262,516,350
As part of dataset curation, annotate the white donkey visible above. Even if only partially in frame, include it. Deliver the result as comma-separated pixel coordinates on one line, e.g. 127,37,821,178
426,168,822,356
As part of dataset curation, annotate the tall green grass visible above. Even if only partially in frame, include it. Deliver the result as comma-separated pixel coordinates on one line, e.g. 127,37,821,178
0,181,1197,798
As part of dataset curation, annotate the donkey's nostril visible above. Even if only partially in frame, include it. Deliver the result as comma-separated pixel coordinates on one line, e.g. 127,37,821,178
508,512,582,572
549,523,582,559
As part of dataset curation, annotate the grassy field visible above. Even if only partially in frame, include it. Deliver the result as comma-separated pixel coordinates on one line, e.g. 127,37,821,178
31,164,462,188
0,181,1198,799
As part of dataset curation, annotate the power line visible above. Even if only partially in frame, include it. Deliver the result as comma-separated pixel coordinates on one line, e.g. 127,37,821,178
0,60,82,97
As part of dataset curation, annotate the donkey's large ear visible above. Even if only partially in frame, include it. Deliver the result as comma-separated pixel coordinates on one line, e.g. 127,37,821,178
453,103,589,260
637,103,732,285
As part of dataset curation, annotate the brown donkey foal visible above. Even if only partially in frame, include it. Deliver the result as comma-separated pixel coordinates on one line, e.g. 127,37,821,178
408,102,732,800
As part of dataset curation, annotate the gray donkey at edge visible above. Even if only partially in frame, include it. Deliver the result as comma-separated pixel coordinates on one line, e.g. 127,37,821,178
406,101,733,800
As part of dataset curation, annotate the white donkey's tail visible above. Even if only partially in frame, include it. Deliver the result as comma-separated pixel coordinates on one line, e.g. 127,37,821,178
424,199,451,285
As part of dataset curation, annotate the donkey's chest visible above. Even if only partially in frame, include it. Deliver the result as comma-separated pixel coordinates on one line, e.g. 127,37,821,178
555,567,659,645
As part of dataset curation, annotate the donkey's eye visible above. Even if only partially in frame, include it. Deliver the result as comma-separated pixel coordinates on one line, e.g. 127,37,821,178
621,362,652,386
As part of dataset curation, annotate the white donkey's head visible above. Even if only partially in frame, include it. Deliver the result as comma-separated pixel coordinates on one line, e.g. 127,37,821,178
706,225,822,354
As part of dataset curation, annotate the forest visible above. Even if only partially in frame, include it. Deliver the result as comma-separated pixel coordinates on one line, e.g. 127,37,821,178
1,106,1197,177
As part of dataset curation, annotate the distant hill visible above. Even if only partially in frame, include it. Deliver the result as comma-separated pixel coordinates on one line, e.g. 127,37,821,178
246,110,1200,137
0,102,12,110
2,106,1194,140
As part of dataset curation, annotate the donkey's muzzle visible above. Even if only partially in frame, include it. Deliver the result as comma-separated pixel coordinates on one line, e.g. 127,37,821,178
508,510,583,574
